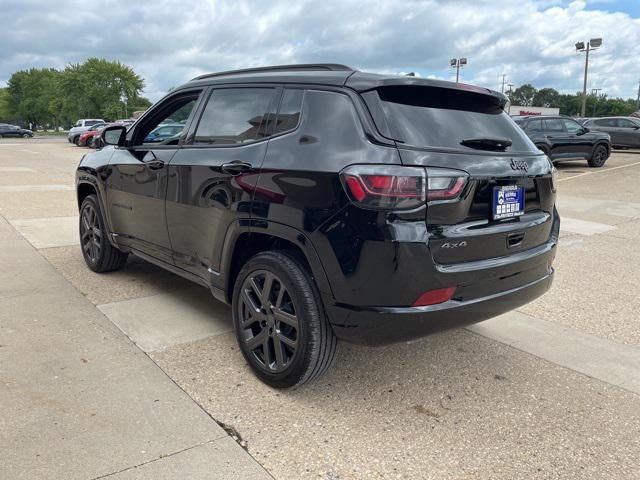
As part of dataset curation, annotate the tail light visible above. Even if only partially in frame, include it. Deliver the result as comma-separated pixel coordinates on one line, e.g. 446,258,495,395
425,168,468,201
340,165,468,210
340,165,426,210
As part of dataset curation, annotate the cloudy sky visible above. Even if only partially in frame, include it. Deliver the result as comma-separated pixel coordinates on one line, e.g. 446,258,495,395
1,0,639,102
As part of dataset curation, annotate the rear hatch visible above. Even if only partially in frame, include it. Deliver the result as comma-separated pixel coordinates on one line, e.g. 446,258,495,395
360,83,556,266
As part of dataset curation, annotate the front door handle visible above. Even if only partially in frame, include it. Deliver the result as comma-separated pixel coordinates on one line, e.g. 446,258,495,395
144,151,165,170
221,161,253,175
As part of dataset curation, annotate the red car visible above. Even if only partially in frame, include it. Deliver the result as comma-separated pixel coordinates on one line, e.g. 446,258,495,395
78,124,106,147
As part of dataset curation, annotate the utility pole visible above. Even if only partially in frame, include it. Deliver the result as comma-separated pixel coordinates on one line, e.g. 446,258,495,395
450,58,467,83
591,88,602,117
575,38,602,117
501,74,506,93
507,83,514,114
636,80,640,110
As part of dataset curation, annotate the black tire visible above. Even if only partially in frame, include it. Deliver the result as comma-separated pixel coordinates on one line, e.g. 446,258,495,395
73,135,81,146
22,133,29,138
232,250,337,388
79,194,128,272
588,144,609,168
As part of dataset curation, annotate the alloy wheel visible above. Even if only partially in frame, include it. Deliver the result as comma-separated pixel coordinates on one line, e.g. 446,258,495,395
237,270,299,372
80,204,102,263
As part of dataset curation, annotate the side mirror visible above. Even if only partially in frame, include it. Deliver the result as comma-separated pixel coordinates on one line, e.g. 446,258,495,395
633,125,640,130
102,125,127,146
578,127,589,135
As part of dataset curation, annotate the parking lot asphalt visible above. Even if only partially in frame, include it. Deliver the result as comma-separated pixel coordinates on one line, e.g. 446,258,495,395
1,139,639,479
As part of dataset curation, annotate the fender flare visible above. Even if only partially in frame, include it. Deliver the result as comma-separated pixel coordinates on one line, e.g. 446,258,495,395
215,220,335,303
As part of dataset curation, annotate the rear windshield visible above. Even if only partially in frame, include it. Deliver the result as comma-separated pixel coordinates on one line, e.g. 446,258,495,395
365,86,538,153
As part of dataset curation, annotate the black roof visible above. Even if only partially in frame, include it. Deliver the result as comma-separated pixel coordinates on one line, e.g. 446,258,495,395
181,63,507,106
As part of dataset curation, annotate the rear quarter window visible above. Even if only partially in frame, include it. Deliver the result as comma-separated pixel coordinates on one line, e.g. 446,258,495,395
366,86,537,153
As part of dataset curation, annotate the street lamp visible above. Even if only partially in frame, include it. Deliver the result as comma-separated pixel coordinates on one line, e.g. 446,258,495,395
450,57,467,83
575,38,603,117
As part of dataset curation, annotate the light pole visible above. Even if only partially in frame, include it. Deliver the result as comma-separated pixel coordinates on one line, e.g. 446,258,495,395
507,83,514,114
575,38,602,117
500,74,506,93
450,58,467,83
591,88,602,117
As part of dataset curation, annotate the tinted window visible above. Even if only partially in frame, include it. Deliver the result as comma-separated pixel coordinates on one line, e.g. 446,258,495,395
594,118,616,127
274,89,303,135
85,120,101,126
616,118,636,128
543,118,565,132
194,88,275,145
563,119,582,134
526,119,543,132
370,86,537,152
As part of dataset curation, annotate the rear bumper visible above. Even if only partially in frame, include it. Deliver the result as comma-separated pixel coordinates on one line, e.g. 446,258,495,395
327,269,553,346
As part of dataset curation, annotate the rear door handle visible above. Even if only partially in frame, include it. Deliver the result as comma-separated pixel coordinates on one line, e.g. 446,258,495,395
221,161,253,175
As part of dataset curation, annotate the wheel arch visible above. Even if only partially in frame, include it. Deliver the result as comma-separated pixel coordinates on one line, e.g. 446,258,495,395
219,221,334,305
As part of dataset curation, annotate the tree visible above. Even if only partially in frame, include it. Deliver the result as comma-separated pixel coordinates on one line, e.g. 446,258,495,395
533,88,560,108
511,84,537,106
0,88,11,122
6,68,60,128
57,58,145,122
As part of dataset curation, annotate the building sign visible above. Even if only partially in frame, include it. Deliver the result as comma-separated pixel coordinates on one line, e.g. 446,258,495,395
507,105,560,116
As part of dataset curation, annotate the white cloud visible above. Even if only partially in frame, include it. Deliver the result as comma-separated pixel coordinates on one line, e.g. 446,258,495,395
0,0,638,101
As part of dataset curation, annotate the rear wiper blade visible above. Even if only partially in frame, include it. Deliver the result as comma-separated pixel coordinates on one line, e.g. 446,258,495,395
460,137,513,151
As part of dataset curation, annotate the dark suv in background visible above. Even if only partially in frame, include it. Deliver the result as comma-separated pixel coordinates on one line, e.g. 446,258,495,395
76,64,558,387
582,117,640,149
513,115,610,167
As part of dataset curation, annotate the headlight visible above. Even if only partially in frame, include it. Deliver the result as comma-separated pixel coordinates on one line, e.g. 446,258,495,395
551,166,558,192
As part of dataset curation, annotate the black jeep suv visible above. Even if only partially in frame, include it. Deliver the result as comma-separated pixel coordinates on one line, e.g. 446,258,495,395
513,115,610,167
76,64,558,387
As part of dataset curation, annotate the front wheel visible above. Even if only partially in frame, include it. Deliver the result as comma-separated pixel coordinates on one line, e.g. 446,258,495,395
79,194,128,272
588,144,609,168
232,251,337,388
22,133,30,138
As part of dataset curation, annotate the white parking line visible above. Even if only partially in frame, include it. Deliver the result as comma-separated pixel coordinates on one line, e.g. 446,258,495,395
0,167,35,172
468,311,640,395
558,160,640,182
0,184,74,192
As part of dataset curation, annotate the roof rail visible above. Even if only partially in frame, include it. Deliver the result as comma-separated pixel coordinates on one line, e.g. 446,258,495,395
191,63,354,81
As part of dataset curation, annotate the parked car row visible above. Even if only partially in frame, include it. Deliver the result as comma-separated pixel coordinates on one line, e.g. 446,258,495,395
69,119,136,148
0,123,33,138
512,115,611,167
580,117,640,149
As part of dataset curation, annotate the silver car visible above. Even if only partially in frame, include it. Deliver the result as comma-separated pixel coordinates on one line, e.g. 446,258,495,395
67,119,105,145
583,117,640,148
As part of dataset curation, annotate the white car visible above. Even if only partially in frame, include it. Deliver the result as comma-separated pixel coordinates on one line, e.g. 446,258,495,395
68,119,105,145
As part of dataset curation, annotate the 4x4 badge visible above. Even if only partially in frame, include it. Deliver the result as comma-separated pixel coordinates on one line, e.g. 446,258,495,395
510,159,528,172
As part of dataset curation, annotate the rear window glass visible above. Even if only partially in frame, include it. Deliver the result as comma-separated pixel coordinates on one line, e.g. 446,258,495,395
85,120,101,126
367,86,537,153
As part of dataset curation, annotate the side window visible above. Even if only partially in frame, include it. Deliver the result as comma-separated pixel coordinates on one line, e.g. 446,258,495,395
543,118,565,132
526,119,543,132
274,89,304,135
134,91,201,146
616,119,635,128
563,119,582,134
595,119,615,127
194,88,276,145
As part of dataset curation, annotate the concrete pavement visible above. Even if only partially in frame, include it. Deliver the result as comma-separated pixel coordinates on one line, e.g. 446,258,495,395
0,213,271,479
2,140,640,479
